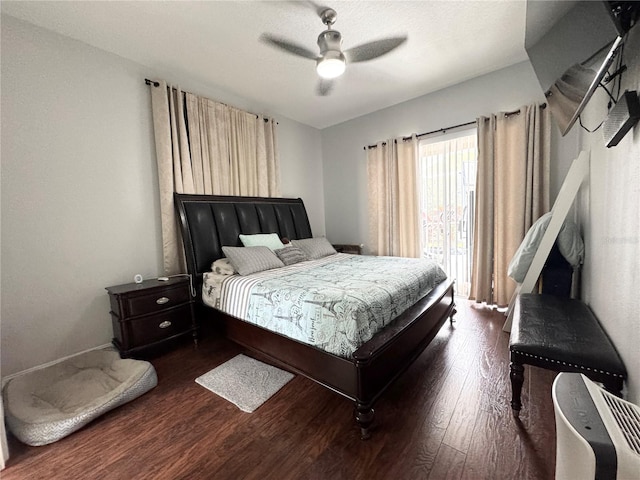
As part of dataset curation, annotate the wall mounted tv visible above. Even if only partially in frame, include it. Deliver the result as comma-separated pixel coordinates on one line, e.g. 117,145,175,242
525,1,627,136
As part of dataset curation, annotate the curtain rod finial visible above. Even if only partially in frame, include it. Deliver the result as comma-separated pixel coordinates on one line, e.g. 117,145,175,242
145,78,160,87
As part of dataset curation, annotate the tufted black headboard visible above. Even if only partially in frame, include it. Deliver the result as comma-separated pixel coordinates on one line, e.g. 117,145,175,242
174,193,313,282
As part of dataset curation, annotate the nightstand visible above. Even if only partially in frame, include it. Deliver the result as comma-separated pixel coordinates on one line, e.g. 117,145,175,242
106,277,197,358
333,244,363,255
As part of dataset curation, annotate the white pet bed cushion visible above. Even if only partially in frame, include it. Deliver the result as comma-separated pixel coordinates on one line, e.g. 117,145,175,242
2,348,157,446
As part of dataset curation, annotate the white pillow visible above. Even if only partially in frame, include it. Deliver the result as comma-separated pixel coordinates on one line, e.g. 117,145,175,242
290,237,337,260
239,233,284,251
222,246,284,276
508,212,584,283
556,220,584,268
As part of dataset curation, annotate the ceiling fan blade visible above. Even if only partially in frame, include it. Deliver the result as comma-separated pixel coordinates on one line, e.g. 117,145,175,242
260,34,318,60
317,78,335,96
344,36,408,63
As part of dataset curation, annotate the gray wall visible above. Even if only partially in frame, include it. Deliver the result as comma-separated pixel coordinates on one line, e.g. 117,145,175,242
577,25,640,404
0,15,324,377
320,61,578,250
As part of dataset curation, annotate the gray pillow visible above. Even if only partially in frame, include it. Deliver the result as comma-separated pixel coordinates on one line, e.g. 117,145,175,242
274,246,309,266
290,237,337,260
221,246,284,276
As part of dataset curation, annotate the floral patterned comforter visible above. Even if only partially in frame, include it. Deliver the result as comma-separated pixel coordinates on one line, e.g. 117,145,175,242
204,253,447,358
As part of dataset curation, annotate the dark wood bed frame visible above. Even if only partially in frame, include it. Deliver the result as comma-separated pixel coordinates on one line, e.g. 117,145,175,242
174,193,456,438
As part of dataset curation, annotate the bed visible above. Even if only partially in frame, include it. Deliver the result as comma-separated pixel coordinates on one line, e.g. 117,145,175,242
174,193,456,438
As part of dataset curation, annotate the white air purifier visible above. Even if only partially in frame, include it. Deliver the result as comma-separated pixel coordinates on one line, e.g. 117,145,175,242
552,373,640,480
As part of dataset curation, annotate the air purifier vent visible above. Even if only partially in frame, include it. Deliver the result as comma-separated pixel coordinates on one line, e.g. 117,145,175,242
554,373,640,479
601,390,640,455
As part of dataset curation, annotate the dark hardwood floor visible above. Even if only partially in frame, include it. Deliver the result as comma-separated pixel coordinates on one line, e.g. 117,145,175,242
3,299,557,480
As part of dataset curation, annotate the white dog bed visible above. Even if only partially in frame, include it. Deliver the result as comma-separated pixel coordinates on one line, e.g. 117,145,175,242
3,348,157,446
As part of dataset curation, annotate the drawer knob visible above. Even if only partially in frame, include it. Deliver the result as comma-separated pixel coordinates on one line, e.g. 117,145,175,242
156,297,170,305
159,320,172,329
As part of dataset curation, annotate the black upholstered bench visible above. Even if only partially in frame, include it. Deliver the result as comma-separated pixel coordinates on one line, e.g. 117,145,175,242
509,293,627,417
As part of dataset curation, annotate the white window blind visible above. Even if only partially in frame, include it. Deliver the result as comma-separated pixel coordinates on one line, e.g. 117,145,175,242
418,129,477,297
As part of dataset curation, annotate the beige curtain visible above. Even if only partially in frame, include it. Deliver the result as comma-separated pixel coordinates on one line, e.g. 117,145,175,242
150,80,280,274
367,136,421,257
469,103,550,306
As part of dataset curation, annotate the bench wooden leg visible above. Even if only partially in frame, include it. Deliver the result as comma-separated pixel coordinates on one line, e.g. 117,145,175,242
510,362,525,417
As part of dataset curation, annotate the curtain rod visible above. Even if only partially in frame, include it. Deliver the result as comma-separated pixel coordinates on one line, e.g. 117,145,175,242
144,78,276,123
364,103,546,150
364,120,475,150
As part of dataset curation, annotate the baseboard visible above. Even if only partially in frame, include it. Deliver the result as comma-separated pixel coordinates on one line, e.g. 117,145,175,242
1,343,113,388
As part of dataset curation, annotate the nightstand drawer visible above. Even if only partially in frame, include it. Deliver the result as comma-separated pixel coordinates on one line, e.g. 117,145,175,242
124,284,191,317
125,305,193,349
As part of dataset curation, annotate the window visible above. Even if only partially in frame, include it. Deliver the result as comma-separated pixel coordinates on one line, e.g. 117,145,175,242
418,129,477,297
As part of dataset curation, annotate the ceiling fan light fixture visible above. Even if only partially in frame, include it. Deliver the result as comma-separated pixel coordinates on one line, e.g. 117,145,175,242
261,6,406,96
316,51,346,79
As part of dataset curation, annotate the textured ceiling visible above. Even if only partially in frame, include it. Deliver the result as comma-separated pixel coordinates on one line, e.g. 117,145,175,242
2,1,535,129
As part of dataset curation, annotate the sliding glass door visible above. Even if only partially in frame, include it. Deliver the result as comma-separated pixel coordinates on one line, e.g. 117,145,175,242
418,130,477,297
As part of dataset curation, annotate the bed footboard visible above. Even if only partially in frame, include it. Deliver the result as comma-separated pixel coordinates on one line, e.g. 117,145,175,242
204,279,455,439
352,280,455,438
174,193,457,438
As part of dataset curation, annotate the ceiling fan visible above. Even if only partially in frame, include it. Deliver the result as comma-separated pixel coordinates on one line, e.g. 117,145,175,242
261,7,407,96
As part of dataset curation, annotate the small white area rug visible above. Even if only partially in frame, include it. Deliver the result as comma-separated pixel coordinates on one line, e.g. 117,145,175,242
195,354,294,413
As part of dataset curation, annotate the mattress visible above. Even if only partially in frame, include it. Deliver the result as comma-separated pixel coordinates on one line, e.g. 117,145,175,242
203,253,447,357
